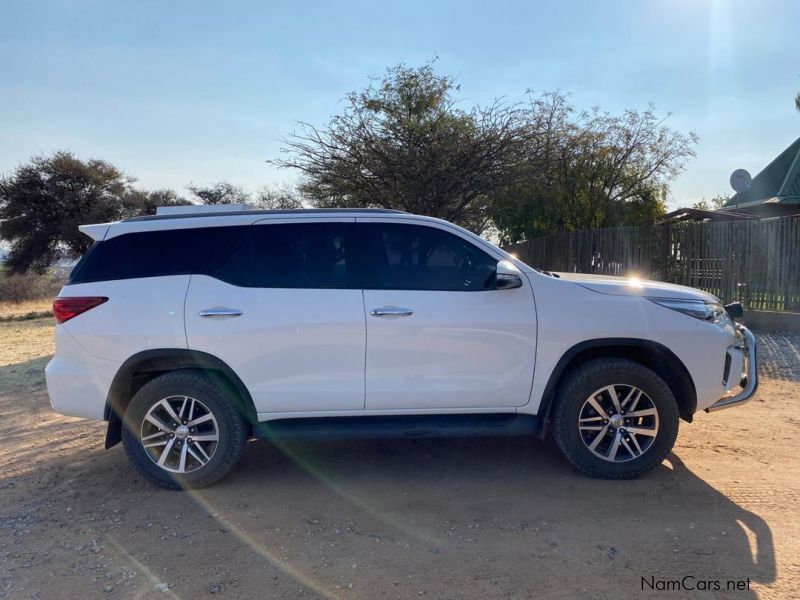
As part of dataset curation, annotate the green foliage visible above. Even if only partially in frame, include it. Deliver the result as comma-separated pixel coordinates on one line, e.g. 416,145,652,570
0,152,307,273
187,182,250,205
692,194,728,211
274,65,698,242
490,93,696,244
272,63,530,232
186,182,304,210
0,152,134,273
0,152,198,272
122,188,191,217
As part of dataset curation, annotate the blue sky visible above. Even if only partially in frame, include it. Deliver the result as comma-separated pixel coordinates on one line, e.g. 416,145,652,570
1,0,798,208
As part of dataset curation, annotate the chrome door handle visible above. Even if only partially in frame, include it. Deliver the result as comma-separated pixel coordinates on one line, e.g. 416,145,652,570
370,306,414,317
199,308,243,318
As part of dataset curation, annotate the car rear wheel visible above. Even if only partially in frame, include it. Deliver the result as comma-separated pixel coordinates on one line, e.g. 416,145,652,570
121,370,247,490
552,358,679,479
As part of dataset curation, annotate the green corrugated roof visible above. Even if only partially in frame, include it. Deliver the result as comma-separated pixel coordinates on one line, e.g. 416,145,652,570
723,136,800,208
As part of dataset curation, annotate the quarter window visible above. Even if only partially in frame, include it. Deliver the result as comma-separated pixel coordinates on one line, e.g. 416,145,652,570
69,226,246,284
365,223,497,291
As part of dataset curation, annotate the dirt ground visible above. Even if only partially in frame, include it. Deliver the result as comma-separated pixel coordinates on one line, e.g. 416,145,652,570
1,319,799,599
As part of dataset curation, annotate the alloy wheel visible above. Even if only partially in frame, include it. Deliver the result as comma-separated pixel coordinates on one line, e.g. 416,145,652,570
140,396,220,473
577,384,659,462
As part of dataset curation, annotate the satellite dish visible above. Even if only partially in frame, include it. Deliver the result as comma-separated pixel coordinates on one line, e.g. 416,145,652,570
730,169,752,193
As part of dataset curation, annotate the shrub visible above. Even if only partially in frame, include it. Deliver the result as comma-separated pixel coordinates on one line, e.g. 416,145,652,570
0,272,64,304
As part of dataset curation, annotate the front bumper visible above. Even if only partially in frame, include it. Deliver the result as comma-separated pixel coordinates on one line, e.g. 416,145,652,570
705,324,758,412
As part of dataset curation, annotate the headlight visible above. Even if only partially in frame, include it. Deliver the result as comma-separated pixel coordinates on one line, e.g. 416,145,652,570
649,298,732,324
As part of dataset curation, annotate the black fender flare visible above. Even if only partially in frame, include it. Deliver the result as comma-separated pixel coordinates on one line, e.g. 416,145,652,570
104,348,257,448
535,337,697,438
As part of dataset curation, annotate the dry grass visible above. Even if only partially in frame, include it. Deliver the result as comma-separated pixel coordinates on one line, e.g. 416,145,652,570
0,298,53,319
0,318,55,369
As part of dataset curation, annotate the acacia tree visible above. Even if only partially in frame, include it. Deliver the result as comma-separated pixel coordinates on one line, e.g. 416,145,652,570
272,64,532,232
490,92,698,243
0,151,134,272
251,185,305,210
186,181,250,205
0,152,200,272
185,182,304,210
122,188,190,217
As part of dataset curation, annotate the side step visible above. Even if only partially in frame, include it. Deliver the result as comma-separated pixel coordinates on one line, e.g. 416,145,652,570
254,413,540,442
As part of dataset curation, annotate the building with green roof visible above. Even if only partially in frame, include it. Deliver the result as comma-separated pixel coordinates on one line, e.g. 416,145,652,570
721,136,800,217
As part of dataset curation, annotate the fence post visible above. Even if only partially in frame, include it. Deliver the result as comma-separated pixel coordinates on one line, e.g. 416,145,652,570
659,222,671,281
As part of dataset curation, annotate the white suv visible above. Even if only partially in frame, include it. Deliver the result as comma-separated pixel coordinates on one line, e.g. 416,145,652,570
45,206,757,488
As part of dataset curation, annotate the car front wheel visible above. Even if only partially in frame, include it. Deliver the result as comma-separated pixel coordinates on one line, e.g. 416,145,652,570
552,358,679,479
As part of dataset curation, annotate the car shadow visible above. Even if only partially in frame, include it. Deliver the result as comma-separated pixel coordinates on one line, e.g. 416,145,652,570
212,434,775,597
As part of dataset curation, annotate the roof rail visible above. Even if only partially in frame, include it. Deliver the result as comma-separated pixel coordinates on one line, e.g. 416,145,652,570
155,204,249,216
123,207,406,222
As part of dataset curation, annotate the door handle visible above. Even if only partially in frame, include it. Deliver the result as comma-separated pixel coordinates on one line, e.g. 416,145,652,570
199,307,243,318
370,306,414,317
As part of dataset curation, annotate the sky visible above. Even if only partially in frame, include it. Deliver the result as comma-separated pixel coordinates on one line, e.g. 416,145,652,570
0,0,798,209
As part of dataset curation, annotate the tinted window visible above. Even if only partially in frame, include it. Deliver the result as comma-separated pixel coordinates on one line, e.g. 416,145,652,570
366,223,497,291
210,222,354,288
70,226,246,284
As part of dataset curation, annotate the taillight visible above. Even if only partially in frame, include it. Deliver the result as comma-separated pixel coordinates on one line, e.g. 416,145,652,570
53,297,108,324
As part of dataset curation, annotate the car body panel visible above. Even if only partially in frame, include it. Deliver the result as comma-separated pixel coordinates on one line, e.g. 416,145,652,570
554,272,720,302
362,287,537,409
184,274,367,414
56,275,190,362
518,273,735,414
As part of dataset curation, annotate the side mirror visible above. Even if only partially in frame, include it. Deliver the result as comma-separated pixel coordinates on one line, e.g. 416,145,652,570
495,260,523,290
724,302,744,321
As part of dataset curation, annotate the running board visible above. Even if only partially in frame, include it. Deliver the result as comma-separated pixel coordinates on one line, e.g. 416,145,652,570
254,413,540,442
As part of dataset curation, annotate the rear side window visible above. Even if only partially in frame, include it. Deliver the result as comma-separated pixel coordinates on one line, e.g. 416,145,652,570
365,223,497,291
69,226,247,283
208,222,355,288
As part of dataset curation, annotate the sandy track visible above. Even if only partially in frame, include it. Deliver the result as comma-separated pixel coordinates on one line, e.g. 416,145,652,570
1,321,798,599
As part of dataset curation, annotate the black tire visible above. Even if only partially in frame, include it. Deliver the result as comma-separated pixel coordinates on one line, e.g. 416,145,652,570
121,370,248,490
552,358,679,479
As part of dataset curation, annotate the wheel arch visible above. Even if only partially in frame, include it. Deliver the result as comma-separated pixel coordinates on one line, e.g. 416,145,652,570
104,349,257,449
537,338,697,438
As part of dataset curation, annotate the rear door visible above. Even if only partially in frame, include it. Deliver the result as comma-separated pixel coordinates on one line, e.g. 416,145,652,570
185,219,366,415
360,219,537,410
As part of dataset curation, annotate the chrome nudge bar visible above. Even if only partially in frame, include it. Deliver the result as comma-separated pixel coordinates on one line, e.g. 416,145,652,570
706,325,759,412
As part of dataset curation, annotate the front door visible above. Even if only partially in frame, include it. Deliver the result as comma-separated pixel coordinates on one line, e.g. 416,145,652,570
360,220,537,410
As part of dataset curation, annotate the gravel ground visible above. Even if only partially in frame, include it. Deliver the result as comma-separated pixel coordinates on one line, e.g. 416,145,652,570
1,321,799,599
754,331,800,381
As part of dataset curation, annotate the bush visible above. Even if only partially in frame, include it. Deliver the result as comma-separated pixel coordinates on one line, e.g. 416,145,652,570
0,272,64,304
